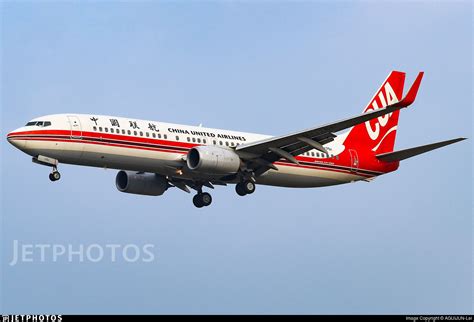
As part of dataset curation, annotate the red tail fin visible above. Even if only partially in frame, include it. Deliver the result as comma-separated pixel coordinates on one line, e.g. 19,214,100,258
343,71,405,154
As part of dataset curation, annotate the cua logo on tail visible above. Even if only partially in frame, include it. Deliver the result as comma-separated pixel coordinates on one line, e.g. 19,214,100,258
342,70,405,154
364,82,398,141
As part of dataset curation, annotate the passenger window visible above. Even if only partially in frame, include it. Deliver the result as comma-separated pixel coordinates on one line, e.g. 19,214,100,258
140,131,143,136
99,127,103,132
192,138,196,143
203,139,206,144
152,133,156,138
176,136,180,141
127,130,131,135
93,126,97,131
121,129,125,134
110,128,114,133
146,132,149,137
219,141,223,145
105,128,109,133
213,140,216,145
164,134,167,139
187,137,190,142
197,138,201,143
225,141,229,146
134,131,137,136
311,152,315,157
158,134,161,139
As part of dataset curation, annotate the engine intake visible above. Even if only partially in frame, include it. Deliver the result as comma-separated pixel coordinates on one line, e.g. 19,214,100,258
187,146,241,175
115,171,168,196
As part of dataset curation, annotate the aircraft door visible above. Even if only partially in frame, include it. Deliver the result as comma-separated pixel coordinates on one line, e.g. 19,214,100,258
67,115,83,139
349,149,359,172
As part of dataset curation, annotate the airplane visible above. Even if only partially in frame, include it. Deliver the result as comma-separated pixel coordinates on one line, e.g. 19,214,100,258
6,71,466,208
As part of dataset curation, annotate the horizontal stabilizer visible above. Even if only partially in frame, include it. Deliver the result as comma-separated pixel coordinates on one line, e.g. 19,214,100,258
376,138,466,162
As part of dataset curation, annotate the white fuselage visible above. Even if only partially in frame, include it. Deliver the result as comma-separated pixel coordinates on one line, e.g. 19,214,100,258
7,114,372,187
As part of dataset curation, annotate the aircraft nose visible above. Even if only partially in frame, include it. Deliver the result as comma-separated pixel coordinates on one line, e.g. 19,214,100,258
7,130,26,150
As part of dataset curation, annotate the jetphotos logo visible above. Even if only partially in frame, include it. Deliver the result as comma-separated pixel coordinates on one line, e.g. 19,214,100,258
364,82,399,141
2,316,62,322
8,240,156,266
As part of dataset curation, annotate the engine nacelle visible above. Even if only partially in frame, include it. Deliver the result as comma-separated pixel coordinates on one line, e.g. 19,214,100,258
187,146,241,175
115,171,168,196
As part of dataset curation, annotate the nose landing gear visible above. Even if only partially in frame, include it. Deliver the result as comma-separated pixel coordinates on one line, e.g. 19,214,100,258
49,167,61,182
32,155,61,182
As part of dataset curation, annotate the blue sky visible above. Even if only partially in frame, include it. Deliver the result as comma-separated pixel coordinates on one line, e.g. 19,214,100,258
1,1,472,314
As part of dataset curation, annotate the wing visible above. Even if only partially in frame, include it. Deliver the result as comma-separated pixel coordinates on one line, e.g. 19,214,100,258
235,72,424,176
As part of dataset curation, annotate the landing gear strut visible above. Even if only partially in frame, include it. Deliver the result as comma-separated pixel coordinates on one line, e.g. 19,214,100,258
193,192,212,208
235,180,256,196
49,167,61,182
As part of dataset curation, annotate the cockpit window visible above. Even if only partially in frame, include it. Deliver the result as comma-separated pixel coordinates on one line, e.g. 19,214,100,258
25,121,52,127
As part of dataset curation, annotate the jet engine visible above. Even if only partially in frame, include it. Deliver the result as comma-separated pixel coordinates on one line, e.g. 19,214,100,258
186,146,241,175
115,170,168,196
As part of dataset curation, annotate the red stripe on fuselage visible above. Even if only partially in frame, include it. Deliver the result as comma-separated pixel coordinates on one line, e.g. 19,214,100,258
9,129,376,177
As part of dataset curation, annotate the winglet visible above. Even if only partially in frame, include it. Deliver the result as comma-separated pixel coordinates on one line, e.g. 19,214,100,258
392,71,424,108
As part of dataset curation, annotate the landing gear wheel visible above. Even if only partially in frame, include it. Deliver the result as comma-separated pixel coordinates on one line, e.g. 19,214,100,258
200,192,212,207
242,180,255,194
49,171,61,182
235,183,247,196
236,181,256,196
193,193,212,208
193,194,204,208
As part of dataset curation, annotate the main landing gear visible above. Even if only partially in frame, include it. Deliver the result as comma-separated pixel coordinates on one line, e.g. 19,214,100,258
193,192,212,208
235,180,256,196
49,167,61,182
190,176,256,208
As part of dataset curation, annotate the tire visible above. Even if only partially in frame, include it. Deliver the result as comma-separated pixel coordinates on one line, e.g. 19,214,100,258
242,180,255,194
49,173,56,181
201,192,212,206
193,194,204,208
235,183,247,196
52,171,61,181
